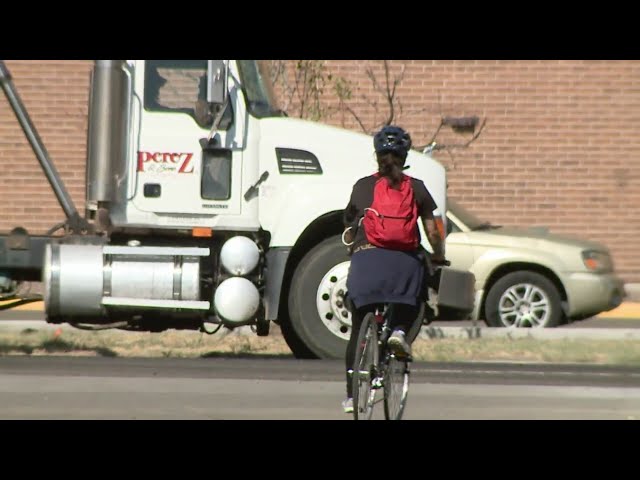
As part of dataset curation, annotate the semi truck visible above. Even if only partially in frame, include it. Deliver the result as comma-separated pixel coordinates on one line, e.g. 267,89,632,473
0,60,470,359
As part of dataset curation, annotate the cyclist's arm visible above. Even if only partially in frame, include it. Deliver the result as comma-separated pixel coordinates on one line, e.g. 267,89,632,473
413,179,446,262
343,186,359,246
343,227,355,245
421,212,445,262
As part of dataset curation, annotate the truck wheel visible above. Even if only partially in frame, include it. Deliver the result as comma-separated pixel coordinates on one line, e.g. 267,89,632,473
484,271,563,328
288,236,352,359
278,315,318,359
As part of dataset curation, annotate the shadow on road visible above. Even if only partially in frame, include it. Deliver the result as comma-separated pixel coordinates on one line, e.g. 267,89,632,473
200,351,295,359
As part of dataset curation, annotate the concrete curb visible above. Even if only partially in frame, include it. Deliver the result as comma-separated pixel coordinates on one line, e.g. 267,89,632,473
4,299,640,317
419,326,640,341
625,283,640,302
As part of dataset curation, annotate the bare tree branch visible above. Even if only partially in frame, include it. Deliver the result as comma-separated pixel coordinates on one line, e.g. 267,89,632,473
361,93,379,116
344,105,369,134
269,60,487,158
415,120,445,151
402,105,432,117
441,117,488,149
366,66,385,97
361,61,407,127
397,96,404,123
297,62,309,118
389,63,405,110
424,90,446,142
270,60,296,113
416,117,487,153
383,61,394,126
444,148,456,171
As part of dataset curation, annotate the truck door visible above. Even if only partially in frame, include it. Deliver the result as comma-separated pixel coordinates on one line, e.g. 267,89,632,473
132,60,243,218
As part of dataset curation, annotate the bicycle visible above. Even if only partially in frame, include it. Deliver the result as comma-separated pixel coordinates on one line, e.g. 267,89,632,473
350,257,450,421
351,303,413,420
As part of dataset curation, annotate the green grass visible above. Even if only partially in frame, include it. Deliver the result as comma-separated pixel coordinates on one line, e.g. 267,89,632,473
0,328,294,358
412,337,640,365
1,327,640,365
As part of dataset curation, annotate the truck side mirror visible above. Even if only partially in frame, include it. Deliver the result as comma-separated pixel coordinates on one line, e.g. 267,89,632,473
207,60,228,107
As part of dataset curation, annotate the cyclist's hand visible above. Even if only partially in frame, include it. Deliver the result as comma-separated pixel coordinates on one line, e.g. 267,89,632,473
430,253,445,263
431,254,450,266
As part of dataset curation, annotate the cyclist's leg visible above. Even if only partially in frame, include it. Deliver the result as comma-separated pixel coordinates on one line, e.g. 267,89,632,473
388,303,420,357
390,303,420,335
388,251,427,343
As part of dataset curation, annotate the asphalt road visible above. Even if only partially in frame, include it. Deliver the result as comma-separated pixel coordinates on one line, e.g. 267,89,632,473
1,357,639,420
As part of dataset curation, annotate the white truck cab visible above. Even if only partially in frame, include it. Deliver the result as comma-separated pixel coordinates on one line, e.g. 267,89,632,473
1,59,455,359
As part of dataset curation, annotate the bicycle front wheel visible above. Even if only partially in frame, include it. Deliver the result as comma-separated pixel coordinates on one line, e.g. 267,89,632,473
383,354,410,420
352,312,378,420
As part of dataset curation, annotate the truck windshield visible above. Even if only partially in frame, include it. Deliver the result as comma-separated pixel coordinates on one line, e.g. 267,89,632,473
236,60,283,118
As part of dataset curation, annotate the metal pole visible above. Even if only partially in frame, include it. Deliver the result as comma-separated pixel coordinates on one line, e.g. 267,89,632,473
0,60,81,222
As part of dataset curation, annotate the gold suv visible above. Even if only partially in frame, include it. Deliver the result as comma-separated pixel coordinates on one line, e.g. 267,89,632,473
446,199,626,327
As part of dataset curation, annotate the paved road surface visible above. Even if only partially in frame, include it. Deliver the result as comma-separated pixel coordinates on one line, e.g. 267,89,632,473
1,357,639,419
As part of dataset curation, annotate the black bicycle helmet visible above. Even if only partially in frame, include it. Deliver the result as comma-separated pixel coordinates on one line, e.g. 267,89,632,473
373,125,412,158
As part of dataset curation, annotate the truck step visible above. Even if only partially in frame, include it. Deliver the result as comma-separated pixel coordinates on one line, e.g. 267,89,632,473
101,297,211,310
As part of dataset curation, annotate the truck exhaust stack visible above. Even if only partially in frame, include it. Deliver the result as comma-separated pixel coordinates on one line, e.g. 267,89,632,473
86,60,130,222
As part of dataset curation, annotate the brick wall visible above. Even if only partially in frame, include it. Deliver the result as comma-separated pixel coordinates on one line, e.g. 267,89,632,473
1,60,639,283
0,60,92,232
275,60,640,284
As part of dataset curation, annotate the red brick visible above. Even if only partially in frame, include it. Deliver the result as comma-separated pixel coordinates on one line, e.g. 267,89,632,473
3,59,640,283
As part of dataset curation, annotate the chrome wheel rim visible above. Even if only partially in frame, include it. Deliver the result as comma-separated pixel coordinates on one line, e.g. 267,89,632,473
316,261,352,340
498,283,551,328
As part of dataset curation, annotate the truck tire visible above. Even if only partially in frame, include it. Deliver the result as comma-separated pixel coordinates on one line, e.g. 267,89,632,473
484,271,563,328
287,235,352,359
278,313,318,359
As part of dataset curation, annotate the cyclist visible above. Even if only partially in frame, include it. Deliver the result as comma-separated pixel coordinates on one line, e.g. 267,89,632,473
341,125,446,414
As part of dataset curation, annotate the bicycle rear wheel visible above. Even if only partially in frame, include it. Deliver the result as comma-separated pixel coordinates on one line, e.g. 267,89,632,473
352,312,378,420
383,353,410,420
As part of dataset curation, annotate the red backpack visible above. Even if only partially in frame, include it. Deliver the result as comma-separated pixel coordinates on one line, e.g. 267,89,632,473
361,174,419,251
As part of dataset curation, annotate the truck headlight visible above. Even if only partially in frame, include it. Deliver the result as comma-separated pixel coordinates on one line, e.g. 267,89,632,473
581,250,612,273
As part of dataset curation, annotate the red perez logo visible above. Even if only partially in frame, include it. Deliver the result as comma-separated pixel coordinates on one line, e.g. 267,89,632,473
137,151,195,174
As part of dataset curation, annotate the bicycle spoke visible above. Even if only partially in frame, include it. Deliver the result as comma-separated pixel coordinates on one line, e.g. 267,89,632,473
352,314,378,420
384,355,409,420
